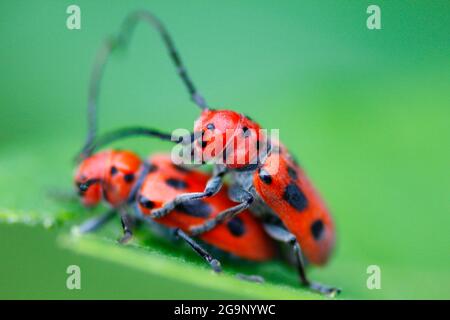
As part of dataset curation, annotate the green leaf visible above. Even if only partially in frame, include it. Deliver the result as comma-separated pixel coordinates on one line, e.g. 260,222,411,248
60,234,324,300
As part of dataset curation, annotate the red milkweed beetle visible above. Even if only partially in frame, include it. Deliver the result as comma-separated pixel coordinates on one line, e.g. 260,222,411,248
78,10,340,296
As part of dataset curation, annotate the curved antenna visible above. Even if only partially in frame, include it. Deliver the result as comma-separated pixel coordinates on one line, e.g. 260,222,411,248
82,126,194,157
81,10,208,158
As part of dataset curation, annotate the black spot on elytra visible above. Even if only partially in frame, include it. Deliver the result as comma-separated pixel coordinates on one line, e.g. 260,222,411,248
258,168,272,184
287,166,298,180
222,147,228,163
200,130,208,149
242,126,250,137
227,217,246,237
165,178,188,189
175,200,211,218
283,183,308,211
124,173,135,183
138,195,155,209
110,166,118,176
311,219,325,240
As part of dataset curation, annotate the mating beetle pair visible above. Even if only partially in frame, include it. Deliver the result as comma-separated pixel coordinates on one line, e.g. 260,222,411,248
74,10,340,296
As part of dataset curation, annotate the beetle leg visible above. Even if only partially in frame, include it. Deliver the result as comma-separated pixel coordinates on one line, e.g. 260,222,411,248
127,161,152,203
189,190,254,236
118,207,134,244
73,209,116,234
149,169,226,219
263,223,341,297
173,228,222,273
132,207,222,273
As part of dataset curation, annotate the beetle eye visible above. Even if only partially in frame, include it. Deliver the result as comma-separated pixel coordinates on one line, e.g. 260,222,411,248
76,182,85,195
78,178,101,192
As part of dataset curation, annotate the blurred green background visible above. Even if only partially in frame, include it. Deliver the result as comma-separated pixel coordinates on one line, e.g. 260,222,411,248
0,0,449,299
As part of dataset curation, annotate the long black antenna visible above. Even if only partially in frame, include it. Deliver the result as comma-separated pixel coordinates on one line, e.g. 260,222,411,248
81,10,208,158
83,126,193,156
